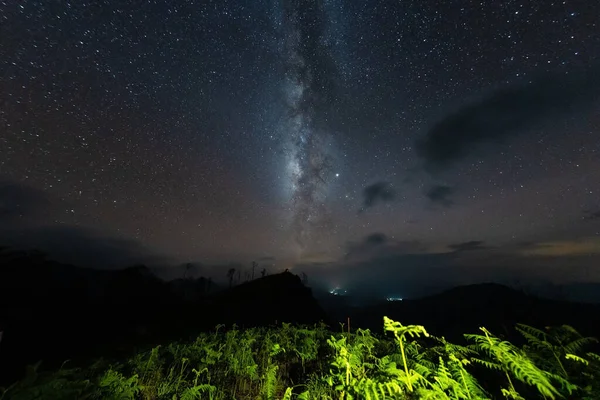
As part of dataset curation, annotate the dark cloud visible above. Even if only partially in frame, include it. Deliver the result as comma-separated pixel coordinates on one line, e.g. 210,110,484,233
344,233,425,262
0,182,168,270
515,241,537,248
360,182,395,212
0,226,168,269
345,233,388,260
0,180,50,220
416,68,600,171
448,240,489,252
425,185,454,206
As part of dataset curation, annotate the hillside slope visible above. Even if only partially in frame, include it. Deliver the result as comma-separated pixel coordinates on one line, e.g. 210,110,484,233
0,252,326,385
348,283,600,341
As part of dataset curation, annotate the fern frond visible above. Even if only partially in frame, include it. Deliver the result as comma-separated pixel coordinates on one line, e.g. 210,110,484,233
565,353,589,365
180,384,216,400
560,325,583,336
281,386,293,400
97,370,142,400
516,324,547,341
414,387,452,399
503,353,561,399
564,337,598,354
516,330,551,352
447,354,489,399
585,352,600,362
549,373,579,395
261,364,279,400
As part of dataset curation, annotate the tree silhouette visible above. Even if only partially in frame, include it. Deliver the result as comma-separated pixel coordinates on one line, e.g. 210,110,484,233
252,261,257,280
261,268,267,278
226,268,235,288
183,263,193,280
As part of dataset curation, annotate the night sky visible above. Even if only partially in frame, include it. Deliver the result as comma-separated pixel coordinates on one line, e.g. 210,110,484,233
1,1,599,293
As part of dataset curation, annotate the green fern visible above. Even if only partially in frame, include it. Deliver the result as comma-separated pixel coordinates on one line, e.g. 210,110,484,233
517,323,598,380
0,366,91,400
180,384,216,400
96,369,142,400
5,318,598,400
260,364,279,400
467,327,564,399
383,316,429,392
281,386,293,400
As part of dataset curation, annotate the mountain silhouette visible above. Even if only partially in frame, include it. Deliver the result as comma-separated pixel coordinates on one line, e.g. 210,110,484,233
347,283,600,342
3,248,600,388
0,249,326,385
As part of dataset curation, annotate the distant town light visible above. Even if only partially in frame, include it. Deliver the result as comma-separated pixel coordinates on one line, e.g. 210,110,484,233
386,296,403,301
329,287,347,296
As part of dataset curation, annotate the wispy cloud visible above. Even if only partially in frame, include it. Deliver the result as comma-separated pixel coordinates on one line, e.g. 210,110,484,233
448,240,490,252
518,237,600,257
416,68,600,171
0,225,168,268
0,180,51,221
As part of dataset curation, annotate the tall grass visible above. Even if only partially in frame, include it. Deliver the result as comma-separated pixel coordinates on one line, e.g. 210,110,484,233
1,318,599,399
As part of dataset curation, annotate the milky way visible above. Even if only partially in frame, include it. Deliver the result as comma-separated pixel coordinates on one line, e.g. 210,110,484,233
280,0,339,255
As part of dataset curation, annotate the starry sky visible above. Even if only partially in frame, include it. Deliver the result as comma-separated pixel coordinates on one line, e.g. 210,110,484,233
1,0,600,291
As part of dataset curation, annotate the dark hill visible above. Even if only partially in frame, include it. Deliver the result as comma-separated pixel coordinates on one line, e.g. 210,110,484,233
528,282,600,303
347,282,600,342
211,271,329,327
0,251,326,385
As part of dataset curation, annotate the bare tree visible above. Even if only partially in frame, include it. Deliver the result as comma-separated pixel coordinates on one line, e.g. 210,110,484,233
184,263,193,279
226,268,235,288
252,261,257,280
261,268,267,278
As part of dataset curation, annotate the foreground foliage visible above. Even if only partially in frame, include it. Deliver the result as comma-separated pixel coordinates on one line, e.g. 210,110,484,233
2,317,600,399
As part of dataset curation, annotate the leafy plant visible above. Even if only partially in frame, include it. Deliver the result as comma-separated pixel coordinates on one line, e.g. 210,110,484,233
96,369,142,400
4,318,599,400
466,327,574,399
0,363,91,400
